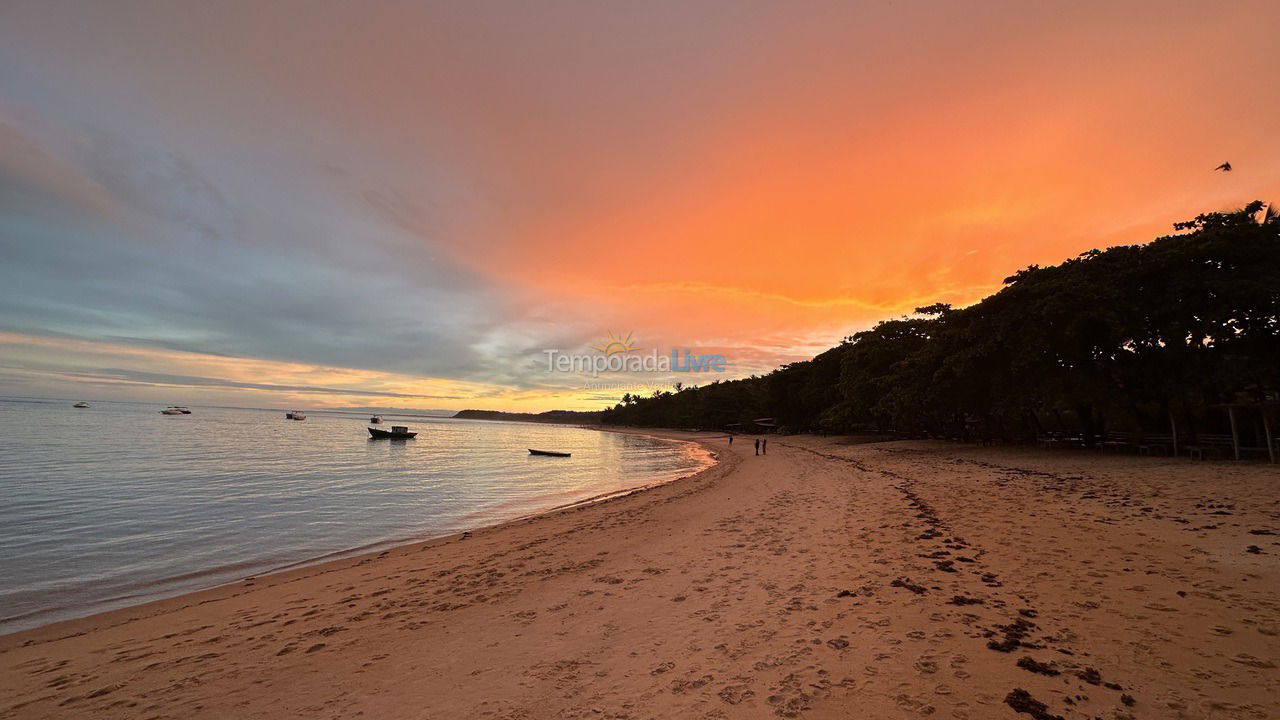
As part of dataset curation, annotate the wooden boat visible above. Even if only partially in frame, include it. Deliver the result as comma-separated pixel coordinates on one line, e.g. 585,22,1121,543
528,449,571,457
72,402,89,408
369,425,416,439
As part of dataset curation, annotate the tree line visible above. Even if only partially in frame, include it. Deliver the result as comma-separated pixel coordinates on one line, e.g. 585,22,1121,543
601,202,1280,442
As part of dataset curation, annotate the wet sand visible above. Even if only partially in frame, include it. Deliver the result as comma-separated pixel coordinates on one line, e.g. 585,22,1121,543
2,432,1277,719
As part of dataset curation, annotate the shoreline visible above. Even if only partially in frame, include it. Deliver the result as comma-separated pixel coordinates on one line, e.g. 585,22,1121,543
2,432,1276,719
0,428,719,644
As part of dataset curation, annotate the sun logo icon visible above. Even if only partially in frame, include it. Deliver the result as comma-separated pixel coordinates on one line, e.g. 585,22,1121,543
590,330,638,356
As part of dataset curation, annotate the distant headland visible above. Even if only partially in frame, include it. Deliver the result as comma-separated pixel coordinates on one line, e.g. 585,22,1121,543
451,409,602,424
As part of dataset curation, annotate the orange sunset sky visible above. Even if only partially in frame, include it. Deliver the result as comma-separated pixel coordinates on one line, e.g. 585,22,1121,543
1,1,1278,411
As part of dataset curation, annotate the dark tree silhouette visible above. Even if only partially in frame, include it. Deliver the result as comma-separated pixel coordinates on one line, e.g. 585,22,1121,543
601,202,1280,442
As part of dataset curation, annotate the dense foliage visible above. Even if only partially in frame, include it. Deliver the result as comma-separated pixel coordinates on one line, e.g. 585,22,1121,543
601,203,1280,441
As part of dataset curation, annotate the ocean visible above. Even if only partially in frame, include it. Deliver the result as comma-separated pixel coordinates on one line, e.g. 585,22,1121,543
0,398,712,634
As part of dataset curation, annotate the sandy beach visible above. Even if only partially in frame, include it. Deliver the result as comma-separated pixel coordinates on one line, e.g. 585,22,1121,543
2,431,1277,720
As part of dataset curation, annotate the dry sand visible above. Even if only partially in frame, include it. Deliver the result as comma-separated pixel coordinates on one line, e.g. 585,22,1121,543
2,432,1277,719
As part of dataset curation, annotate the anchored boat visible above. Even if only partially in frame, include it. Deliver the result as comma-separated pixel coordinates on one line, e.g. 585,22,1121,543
528,449,571,457
369,425,416,439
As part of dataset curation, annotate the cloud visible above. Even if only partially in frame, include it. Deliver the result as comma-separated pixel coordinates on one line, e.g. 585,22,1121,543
2,1,1278,412
74,131,243,243
26,366,467,400
0,108,533,386
0,121,119,220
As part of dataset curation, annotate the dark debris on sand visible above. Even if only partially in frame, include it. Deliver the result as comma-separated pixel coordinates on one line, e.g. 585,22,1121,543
1076,666,1123,690
987,618,1037,652
1016,656,1060,676
890,578,928,594
1004,689,1064,720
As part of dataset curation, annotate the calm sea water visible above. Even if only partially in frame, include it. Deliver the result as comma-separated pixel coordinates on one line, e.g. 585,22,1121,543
0,399,712,634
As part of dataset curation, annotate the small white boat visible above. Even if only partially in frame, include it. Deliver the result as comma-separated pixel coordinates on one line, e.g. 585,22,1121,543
369,415,383,424
160,407,185,415
72,402,90,408
168,406,192,414
287,411,306,421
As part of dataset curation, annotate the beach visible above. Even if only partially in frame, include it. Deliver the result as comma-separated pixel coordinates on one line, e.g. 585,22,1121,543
2,432,1277,720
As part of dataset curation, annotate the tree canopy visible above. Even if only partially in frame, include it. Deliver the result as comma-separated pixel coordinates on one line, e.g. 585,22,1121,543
601,202,1280,440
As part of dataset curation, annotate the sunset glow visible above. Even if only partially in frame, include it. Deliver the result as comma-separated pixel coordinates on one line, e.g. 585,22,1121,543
2,1,1278,411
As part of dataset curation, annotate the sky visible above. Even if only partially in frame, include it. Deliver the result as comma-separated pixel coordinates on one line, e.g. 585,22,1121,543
1,1,1278,412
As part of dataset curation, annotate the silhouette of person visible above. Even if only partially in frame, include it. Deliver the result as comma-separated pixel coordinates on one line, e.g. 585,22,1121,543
754,438,760,455
728,435,733,446
762,438,768,455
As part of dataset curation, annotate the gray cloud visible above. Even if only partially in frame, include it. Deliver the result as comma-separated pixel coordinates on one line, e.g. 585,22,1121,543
74,131,244,243
0,115,551,388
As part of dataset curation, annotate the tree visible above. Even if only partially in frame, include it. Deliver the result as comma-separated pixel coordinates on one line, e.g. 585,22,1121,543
601,202,1280,439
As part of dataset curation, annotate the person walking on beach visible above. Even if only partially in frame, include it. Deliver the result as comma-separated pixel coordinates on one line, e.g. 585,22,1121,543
762,438,767,455
728,435,733,446
754,438,760,455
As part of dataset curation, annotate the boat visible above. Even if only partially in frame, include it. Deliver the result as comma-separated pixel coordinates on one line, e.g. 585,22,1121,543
369,415,383,424
528,449,571,457
369,425,416,439
167,406,192,414
288,411,306,421
160,407,185,415
72,402,89,408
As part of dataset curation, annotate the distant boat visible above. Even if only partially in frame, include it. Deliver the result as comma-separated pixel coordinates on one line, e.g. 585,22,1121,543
167,406,192,414
369,415,383,424
369,425,416,439
528,449,571,457
287,411,306,421
72,402,90,408
160,407,185,415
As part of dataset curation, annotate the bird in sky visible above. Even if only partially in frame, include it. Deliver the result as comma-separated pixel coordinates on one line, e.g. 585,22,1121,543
1214,161,1232,172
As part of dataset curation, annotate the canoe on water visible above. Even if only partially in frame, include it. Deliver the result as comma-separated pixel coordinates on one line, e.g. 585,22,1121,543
528,449,571,457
